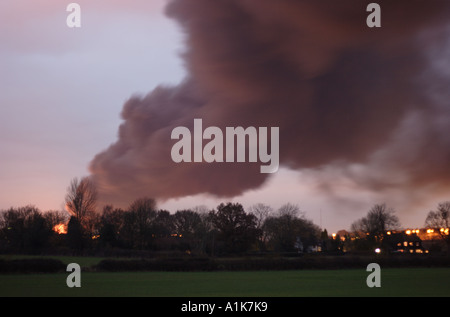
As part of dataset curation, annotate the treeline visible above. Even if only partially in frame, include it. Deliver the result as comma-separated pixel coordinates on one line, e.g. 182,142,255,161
0,199,322,256
0,205,67,254
2,176,449,257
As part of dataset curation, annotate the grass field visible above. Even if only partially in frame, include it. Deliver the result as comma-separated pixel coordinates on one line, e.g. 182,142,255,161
1,267,450,297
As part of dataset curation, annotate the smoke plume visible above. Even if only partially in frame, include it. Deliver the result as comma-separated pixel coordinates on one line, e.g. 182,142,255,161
90,0,450,208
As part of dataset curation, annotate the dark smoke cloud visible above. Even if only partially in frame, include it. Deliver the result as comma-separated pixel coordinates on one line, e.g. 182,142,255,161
90,0,450,208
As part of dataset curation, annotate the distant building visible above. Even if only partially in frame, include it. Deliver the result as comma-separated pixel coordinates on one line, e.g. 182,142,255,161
332,227,449,254
382,232,426,254
416,228,449,253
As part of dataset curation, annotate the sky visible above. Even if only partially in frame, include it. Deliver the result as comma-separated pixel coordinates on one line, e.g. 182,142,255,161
0,0,184,210
1,0,450,234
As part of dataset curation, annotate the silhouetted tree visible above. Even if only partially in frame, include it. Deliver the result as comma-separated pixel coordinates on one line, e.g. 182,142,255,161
153,210,174,238
99,205,125,248
425,201,450,253
278,203,302,218
248,203,273,229
248,203,273,251
122,197,157,249
65,177,97,224
209,202,260,255
0,206,52,252
173,210,202,238
351,203,400,237
0,207,25,250
66,216,84,253
192,206,216,255
64,177,99,252
320,229,329,251
263,216,289,252
173,209,207,252
22,207,51,252
43,210,69,229
263,210,319,253
350,203,400,251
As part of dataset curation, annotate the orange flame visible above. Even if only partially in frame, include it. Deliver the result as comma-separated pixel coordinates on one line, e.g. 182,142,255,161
53,223,68,234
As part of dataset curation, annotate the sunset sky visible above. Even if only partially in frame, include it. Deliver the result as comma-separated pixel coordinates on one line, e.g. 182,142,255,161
1,0,450,233
0,0,184,207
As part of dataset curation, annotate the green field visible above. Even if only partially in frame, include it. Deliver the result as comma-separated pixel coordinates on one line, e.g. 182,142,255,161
1,267,449,297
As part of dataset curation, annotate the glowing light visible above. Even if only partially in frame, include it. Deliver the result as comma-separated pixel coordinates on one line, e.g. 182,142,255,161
375,248,381,254
53,223,67,234
406,230,411,235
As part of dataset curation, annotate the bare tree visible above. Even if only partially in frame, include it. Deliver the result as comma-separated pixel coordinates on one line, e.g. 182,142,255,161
43,210,69,230
123,197,157,249
173,209,202,238
248,203,273,229
425,201,450,252
209,202,260,254
277,203,303,218
351,203,400,237
263,208,320,253
65,177,98,223
426,201,450,229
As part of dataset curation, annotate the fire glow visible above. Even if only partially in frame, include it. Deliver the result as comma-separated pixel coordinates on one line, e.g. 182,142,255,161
53,223,68,234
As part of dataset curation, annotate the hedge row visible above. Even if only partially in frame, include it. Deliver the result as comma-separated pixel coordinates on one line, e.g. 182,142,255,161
95,255,450,272
0,258,66,273
96,257,217,272
1,255,448,273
